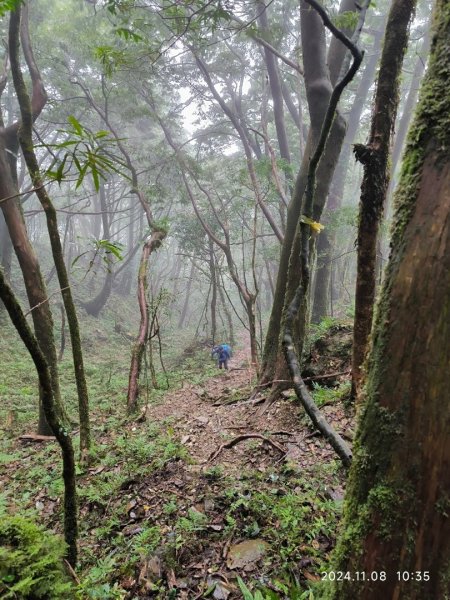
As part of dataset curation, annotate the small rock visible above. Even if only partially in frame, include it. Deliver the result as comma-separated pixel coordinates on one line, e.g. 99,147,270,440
196,416,209,425
204,498,215,511
207,577,234,600
226,539,268,569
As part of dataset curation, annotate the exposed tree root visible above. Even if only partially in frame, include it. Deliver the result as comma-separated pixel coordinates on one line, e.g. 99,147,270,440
208,433,286,462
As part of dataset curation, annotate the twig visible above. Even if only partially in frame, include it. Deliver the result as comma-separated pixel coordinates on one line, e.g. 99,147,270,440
0,184,45,205
208,433,286,462
254,379,291,389
64,559,80,585
24,287,70,316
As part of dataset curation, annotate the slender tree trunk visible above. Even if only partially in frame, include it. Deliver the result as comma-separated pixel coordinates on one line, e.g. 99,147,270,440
0,268,78,567
208,239,217,344
178,260,195,328
257,0,292,189
9,6,91,457
218,278,235,346
351,0,417,401
0,144,64,435
330,2,450,593
0,212,12,279
118,202,135,296
127,231,165,413
80,185,114,317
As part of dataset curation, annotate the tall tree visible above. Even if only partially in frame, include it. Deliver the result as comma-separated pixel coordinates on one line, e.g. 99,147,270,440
258,0,368,394
0,267,78,567
9,3,91,459
351,0,417,401
329,0,450,595
0,11,65,435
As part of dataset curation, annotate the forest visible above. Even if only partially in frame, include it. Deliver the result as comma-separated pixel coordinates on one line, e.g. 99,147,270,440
0,0,449,598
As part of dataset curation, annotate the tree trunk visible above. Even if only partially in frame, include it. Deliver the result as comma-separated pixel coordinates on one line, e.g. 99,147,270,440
351,0,417,401
0,143,64,435
127,231,165,413
178,259,196,328
312,27,385,322
9,5,91,458
0,268,78,567
330,2,450,593
218,278,235,346
208,238,217,344
257,0,292,191
385,27,430,211
80,185,114,317
0,211,12,279
259,0,352,387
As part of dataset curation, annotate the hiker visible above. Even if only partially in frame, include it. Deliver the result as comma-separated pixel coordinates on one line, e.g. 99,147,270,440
211,344,232,370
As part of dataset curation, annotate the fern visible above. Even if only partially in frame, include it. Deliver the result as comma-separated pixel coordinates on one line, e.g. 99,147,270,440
0,515,74,599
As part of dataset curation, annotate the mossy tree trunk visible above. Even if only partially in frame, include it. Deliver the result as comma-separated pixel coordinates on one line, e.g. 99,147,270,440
127,230,165,413
0,140,65,437
258,0,364,391
351,0,417,401
329,2,450,596
0,268,78,567
9,5,91,458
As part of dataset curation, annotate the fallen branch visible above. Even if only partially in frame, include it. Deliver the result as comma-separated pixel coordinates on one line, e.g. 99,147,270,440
254,379,291,389
208,433,286,462
63,559,80,585
19,433,56,442
302,369,351,382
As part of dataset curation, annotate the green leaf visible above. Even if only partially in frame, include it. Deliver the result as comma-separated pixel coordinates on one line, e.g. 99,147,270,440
237,577,255,600
67,115,83,136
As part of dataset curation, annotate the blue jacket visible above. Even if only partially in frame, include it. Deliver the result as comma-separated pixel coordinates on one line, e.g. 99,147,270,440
212,344,232,361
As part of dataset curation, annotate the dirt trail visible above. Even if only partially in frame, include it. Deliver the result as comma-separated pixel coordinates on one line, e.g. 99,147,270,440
145,340,352,475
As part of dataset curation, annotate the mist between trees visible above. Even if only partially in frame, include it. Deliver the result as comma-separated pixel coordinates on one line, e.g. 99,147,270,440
1,0,448,598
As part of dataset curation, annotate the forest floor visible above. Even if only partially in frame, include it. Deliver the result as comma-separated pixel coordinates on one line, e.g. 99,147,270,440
0,319,354,599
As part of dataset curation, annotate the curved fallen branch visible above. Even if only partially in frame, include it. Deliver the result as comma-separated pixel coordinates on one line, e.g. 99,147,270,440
208,434,286,462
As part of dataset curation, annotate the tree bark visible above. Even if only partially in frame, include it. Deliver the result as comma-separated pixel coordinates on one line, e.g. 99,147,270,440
312,26,385,322
0,211,12,280
208,238,217,344
330,1,450,593
0,143,65,435
0,268,78,567
351,0,417,401
9,4,91,459
259,0,355,388
80,185,114,317
127,230,165,413
257,1,292,186
178,259,195,328
385,27,430,209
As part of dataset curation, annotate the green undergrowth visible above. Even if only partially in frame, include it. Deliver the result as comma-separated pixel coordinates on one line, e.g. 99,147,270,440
0,310,224,434
0,514,75,599
0,309,347,598
311,381,351,408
